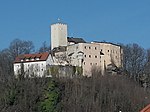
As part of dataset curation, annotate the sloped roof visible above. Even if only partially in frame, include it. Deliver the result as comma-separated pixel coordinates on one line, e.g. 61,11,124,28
92,41,121,47
14,52,49,63
67,37,86,44
140,104,150,112
52,46,67,52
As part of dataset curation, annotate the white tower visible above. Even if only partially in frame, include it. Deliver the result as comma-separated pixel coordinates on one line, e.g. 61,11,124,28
51,22,68,50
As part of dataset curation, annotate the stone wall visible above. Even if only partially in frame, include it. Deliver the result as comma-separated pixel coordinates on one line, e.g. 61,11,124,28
46,65,83,77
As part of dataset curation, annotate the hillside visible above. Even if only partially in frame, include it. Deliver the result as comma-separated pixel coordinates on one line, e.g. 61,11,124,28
0,72,149,112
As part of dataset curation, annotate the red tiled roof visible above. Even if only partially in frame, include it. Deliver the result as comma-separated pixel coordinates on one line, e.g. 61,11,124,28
14,52,49,63
140,104,150,112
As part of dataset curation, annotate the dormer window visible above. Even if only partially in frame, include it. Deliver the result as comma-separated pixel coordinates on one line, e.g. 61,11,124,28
36,58,40,60
31,58,34,61
26,59,29,61
21,59,24,62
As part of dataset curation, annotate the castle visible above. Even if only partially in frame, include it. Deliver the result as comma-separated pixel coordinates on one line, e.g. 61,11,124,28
14,21,123,77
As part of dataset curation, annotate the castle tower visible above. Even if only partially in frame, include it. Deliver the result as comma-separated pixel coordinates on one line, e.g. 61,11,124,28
51,22,68,50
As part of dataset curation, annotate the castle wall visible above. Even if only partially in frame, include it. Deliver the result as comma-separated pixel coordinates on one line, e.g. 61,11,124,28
67,42,123,76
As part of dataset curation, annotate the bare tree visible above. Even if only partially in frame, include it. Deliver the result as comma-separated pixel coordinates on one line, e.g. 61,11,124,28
58,70,150,112
0,49,14,79
9,39,35,59
142,49,150,88
123,43,146,80
38,41,50,53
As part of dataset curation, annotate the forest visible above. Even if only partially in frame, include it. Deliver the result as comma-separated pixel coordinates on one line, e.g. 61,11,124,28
0,39,150,112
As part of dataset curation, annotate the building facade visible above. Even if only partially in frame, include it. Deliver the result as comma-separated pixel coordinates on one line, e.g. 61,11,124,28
67,42,123,76
14,52,53,77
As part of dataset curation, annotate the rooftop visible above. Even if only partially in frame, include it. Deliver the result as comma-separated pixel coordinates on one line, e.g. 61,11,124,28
14,52,49,63
91,41,121,47
67,37,86,44
140,104,150,112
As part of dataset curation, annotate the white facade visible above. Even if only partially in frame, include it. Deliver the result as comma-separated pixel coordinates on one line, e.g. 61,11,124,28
14,54,53,77
51,23,67,50
14,61,47,77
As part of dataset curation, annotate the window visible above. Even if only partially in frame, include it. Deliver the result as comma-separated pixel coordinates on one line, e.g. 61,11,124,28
31,58,34,61
95,55,97,58
76,46,78,49
90,63,92,65
95,47,97,50
85,55,86,57
84,62,85,65
85,46,86,49
89,47,91,49
89,55,91,58
108,50,109,52
95,63,97,65
36,58,40,60
26,59,29,61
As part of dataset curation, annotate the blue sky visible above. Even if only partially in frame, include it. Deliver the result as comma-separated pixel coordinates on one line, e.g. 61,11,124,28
0,0,150,50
